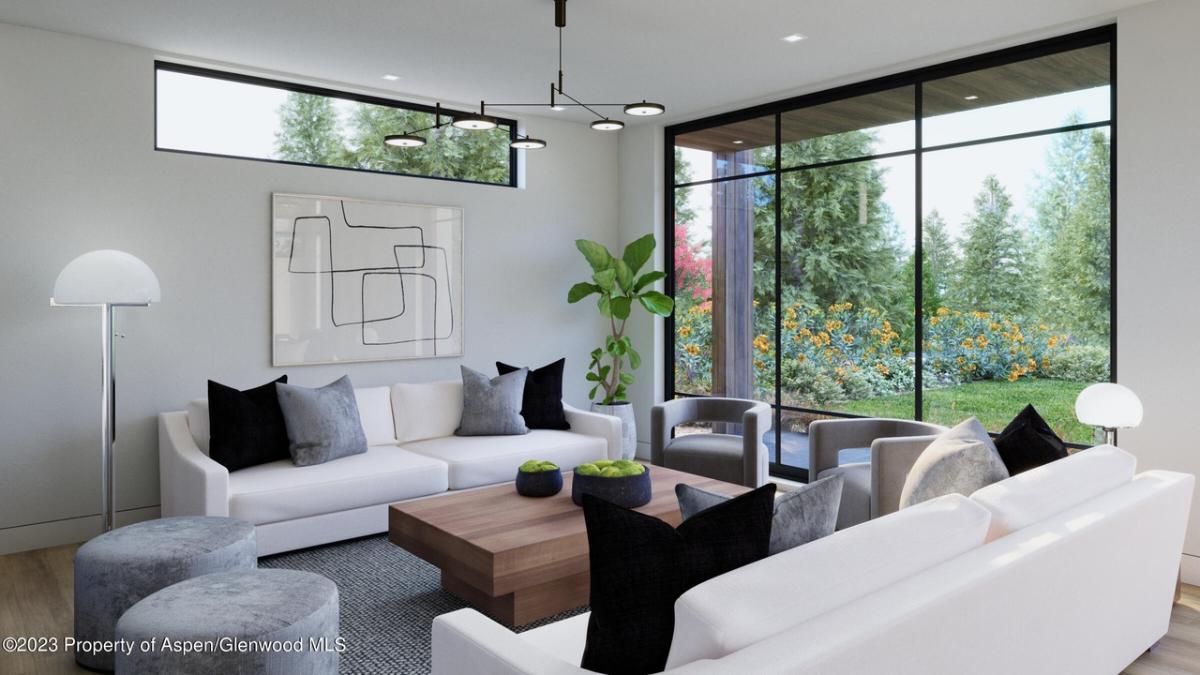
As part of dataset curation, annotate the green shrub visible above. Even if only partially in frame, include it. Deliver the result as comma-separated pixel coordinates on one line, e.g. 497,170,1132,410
1045,344,1109,382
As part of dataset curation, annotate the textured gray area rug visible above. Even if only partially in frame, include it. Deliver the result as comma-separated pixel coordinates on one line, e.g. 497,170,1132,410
260,535,586,674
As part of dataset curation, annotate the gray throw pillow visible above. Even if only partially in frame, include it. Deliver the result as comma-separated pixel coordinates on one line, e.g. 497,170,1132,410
455,366,530,436
899,416,1009,509
675,475,843,555
275,375,368,467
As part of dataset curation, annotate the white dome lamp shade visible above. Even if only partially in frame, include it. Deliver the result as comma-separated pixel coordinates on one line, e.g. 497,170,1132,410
52,250,161,306
51,250,160,534
1075,382,1143,446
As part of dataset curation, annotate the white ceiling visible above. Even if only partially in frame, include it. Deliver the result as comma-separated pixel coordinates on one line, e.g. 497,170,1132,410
0,0,1149,126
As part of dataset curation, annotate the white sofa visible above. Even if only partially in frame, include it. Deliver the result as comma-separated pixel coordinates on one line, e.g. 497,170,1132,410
432,446,1194,675
159,379,622,556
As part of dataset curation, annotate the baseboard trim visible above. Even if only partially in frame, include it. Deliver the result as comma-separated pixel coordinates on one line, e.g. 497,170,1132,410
1182,552,1200,586
0,506,160,555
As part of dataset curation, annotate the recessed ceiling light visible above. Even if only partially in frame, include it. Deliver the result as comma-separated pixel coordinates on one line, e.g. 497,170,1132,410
550,105,566,111
782,33,806,43
732,140,745,145
964,95,979,101
381,74,401,81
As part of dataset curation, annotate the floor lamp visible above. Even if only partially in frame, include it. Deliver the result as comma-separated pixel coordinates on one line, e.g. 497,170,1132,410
52,250,161,533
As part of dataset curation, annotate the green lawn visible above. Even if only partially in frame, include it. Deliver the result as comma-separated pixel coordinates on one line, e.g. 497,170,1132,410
835,378,1093,444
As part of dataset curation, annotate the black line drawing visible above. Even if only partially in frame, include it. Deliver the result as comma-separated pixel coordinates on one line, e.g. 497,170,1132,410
282,199,458,353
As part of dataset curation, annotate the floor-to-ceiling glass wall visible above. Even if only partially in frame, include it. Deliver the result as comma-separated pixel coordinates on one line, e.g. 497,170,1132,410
666,28,1114,480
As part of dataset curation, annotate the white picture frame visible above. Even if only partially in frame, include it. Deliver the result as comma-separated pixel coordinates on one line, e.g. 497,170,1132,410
271,193,464,366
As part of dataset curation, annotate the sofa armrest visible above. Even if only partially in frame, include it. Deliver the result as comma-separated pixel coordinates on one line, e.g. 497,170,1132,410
432,609,586,675
870,434,940,519
158,411,230,517
564,404,623,460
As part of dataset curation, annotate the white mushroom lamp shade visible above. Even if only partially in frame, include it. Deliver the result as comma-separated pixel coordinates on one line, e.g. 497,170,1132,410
1075,382,1144,430
52,250,161,306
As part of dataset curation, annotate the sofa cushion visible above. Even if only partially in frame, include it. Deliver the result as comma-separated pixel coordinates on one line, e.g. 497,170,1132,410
497,358,571,430
971,444,1136,540
994,404,1069,475
899,417,1009,509
392,380,463,443
355,386,397,446
206,376,291,472
456,366,529,437
227,446,448,524
186,399,211,454
276,375,368,467
664,493,992,668
676,475,843,555
581,485,776,675
403,430,607,490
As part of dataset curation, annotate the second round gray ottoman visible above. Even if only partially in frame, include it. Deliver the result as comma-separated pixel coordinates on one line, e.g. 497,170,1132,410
74,516,256,671
115,569,340,675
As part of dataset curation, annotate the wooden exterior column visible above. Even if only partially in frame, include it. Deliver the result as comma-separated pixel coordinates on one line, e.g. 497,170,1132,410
710,152,755,407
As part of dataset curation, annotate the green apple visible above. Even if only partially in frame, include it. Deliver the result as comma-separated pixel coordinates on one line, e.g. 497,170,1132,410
537,461,559,472
576,463,601,476
594,460,615,469
600,466,622,478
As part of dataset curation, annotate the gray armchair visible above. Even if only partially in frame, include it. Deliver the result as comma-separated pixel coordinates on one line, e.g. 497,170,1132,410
651,398,773,487
808,418,947,529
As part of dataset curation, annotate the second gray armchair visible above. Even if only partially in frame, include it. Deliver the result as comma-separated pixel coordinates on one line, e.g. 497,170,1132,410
651,398,773,487
808,417,947,530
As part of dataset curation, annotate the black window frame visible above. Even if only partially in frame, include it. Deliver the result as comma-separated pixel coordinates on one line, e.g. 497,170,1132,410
664,25,1117,482
154,61,520,188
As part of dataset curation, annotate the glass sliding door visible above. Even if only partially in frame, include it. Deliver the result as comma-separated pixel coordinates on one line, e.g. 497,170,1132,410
667,27,1114,480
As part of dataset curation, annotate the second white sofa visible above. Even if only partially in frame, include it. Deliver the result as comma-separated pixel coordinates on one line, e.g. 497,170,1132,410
159,379,622,555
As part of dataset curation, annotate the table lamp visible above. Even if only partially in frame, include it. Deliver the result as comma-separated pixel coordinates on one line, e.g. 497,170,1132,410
1075,382,1143,446
52,250,161,532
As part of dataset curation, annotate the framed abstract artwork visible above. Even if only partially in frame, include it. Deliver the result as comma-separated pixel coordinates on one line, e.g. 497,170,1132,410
271,193,464,366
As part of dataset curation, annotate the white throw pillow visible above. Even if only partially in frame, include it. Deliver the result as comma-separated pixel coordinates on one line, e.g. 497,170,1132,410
665,493,992,668
971,444,1136,540
899,417,1009,509
354,386,397,446
392,380,464,443
185,399,210,455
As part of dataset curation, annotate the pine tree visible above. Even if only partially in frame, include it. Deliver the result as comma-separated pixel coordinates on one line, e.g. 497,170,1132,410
1044,131,1111,342
955,176,1034,317
275,93,344,164
921,210,957,313
762,131,905,316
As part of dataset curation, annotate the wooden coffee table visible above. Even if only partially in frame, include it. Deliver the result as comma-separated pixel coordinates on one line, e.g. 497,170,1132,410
388,465,749,625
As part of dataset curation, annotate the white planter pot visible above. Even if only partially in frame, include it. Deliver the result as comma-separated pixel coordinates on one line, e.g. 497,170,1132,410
590,402,637,460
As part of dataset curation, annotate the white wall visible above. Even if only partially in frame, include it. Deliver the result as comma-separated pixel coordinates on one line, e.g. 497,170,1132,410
1114,0,1200,583
0,21,619,553
617,124,665,460
618,0,1200,581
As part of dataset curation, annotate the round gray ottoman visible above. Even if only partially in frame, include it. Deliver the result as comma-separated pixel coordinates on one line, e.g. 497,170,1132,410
74,516,256,671
115,569,340,675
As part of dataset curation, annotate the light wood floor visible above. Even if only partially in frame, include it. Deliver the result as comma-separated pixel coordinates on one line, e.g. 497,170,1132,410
1,543,1198,674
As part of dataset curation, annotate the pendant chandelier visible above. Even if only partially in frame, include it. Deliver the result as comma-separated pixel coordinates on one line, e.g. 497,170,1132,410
384,0,665,151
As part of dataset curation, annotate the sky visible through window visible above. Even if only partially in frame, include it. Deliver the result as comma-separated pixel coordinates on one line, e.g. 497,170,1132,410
678,85,1111,253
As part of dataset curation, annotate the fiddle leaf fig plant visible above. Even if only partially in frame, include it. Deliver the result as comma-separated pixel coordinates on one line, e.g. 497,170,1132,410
568,234,674,404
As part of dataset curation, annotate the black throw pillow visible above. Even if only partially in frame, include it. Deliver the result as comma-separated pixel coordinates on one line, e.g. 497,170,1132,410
497,358,570,430
994,404,1069,475
579,484,776,675
207,376,290,472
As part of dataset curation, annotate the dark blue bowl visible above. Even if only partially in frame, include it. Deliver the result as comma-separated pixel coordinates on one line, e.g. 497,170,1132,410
571,467,652,508
515,467,563,498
